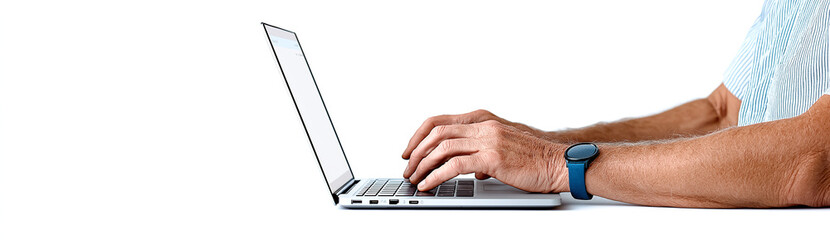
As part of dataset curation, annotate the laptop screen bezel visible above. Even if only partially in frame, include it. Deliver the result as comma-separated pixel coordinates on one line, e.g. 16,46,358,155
262,22,356,204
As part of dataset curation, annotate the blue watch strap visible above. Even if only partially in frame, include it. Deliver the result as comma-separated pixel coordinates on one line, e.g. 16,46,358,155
568,162,593,200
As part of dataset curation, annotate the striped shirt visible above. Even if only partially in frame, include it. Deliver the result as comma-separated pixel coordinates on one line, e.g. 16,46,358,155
723,0,830,126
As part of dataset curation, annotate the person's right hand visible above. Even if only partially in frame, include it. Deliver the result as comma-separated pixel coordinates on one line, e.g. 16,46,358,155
401,109,549,179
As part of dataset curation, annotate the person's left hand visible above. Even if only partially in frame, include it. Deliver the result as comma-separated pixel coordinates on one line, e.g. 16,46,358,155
406,120,570,193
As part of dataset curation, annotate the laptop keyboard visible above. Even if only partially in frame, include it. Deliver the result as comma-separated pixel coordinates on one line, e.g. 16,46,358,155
355,179,474,197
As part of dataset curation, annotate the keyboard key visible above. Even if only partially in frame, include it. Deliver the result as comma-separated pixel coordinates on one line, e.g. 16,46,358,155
437,192,455,197
415,189,436,196
365,189,381,196
456,190,474,197
355,182,374,196
382,182,402,189
357,179,478,198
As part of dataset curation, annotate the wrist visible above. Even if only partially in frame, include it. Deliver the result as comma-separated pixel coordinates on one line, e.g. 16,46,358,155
546,142,570,193
584,144,616,199
564,142,602,199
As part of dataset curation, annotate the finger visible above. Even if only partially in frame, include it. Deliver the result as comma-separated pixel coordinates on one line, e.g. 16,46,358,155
418,155,481,191
402,115,456,159
409,139,479,183
475,173,491,180
404,125,478,179
401,109,493,159
404,125,478,178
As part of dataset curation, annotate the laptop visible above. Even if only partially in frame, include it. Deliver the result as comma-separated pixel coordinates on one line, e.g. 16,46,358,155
262,22,561,208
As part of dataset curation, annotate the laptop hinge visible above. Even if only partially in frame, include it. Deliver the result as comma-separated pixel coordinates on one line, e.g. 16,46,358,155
335,179,359,196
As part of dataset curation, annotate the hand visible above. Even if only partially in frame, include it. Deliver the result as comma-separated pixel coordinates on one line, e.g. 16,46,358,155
401,109,550,160
403,119,570,193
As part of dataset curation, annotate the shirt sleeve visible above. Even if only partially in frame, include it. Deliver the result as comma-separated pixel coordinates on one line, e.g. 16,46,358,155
722,24,760,101
825,86,830,95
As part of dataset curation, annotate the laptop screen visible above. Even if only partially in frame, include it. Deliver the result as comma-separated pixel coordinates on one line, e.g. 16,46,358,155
263,23,354,194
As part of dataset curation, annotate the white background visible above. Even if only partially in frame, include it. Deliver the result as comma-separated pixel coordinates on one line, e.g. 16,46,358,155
1,0,827,239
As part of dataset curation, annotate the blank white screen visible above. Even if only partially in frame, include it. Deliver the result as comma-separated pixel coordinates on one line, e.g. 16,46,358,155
265,25,353,193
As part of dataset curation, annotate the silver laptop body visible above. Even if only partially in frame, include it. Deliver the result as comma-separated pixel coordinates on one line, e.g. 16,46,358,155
262,22,560,209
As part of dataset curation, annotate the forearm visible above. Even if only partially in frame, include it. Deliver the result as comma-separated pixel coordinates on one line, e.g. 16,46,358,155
586,97,830,208
546,84,738,143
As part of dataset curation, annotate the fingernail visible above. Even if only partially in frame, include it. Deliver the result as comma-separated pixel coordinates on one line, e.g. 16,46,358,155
418,181,425,189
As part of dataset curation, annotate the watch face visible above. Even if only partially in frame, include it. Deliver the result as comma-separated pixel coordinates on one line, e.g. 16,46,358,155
566,143,598,161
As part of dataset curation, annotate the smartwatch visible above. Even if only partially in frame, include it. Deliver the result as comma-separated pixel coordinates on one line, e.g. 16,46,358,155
565,143,599,200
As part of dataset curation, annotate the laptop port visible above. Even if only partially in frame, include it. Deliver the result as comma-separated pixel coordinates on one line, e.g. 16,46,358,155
389,199,399,205
351,200,362,204
409,200,419,204
369,200,378,204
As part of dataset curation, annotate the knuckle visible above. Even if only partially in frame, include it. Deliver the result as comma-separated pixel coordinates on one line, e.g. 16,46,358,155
485,150,502,161
432,125,447,135
424,115,443,126
422,117,433,126
412,148,427,160
410,149,422,159
483,121,506,135
447,159,463,172
482,119,500,126
425,173,438,184
471,124,482,136
469,157,487,174
474,109,493,116
437,140,453,153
